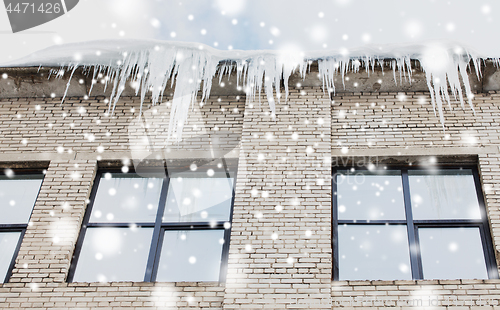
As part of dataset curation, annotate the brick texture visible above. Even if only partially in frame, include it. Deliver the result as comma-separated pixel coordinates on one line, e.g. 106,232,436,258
0,95,240,309
0,95,244,156
0,88,499,309
331,92,500,149
224,87,332,309
10,160,97,284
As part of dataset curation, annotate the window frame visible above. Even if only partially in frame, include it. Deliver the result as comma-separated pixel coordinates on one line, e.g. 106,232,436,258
67,160,237,283
0,169,44,283
332,164,499,281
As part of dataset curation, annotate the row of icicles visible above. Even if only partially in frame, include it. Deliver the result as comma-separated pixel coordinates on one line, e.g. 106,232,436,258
48,44,485,141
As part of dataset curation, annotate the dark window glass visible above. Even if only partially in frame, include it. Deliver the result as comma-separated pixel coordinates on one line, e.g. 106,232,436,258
408,169,481,220
156,230,225,282
333,166,497,281
90,174,162,223
0,172,44,283
0,232,21,281
338,225,411,280
72,227,153,282
337,170,405,220
69,163,236,283
419,227,488,279
164,172,233,223
0,175,43,224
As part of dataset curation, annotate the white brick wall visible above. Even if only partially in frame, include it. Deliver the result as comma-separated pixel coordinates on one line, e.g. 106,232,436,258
10,160,97,284
224,87,332,309
0,86,499,309
330,90,500,310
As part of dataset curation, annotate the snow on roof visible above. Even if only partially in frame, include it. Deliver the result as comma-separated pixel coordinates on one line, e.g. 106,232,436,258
2,39,493,140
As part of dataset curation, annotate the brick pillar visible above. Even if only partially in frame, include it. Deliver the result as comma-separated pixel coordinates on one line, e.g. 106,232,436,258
10,160,97,284
478,154,500,269
224,87,332,309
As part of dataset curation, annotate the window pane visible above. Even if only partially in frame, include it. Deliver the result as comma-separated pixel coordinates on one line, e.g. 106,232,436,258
338,225,411,280
156,230,225,282
0,232,20,282
419,227,488,279
90,174,163,223
0,176,43,224
72,227,153,282
337,170,406,220
408,169,481,219
163,173,233,223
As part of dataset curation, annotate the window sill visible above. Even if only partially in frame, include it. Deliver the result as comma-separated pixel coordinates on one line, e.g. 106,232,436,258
66,281,225,286
332,278,500,286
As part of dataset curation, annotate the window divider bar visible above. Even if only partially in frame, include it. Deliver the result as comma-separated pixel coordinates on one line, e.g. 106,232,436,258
413,220,484,226
161,222,227,228
87,222,156,228
4,228,26,283
144,176,170,282
337,220,407,225
150,227,166,281
479,224,499,279
84,222,234,229
332,172,339,281
402,169,422,280
413,224,424,279
219,158,237,283
473,168,499,279
0,224,26,230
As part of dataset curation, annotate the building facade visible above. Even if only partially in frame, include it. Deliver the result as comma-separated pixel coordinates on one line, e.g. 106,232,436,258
0,63,499,309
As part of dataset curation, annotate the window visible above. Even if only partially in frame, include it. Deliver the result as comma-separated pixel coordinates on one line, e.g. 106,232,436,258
332,166,498,281
68,163,236,283
0,171,44,283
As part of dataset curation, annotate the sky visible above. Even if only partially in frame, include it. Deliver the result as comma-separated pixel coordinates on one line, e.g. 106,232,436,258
0,0,498,63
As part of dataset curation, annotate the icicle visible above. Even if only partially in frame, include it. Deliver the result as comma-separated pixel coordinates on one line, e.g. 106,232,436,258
19,40,483,140
425,71,438,117
392,60,397,85
61,65,78,103
458,59,475,113
88,65,100,96
404,56,412,83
